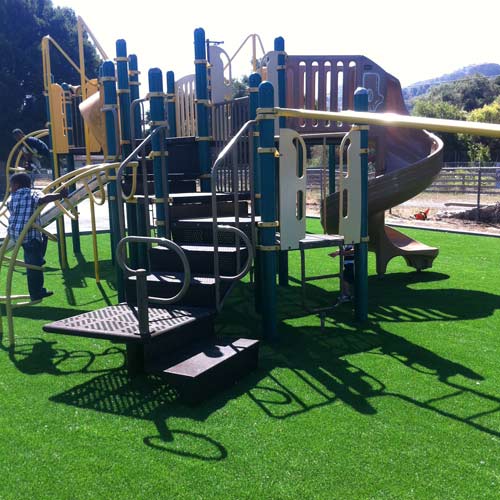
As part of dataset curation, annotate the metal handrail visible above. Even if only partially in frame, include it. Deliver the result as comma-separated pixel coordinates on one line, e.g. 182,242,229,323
116,236,192,335
115,125,169,240
130,97,148,140
210,119,257,310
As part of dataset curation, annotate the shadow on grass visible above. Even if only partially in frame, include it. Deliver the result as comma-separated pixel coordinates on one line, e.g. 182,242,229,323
62,253,116,307
219,276,500,438
14,269,500,459
50,368,229,461
4,336,124,376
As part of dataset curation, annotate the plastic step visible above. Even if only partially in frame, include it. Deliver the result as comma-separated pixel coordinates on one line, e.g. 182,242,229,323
147,337,260,404
150,244,249,275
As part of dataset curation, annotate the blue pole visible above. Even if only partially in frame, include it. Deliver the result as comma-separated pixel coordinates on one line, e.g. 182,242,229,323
166,71,177,138
275,36,289,287
249,73,262,214
249,72,262,312
129,54,142,142
354,87,369,322
102,60,124,299
62,83,80,254
149,68,168,238
116,40,140,267
258,82,277,340
194,28,211,192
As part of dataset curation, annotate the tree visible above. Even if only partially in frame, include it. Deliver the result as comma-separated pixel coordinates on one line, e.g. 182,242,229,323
466,97,500,161
411,99,469,161
0,0,101,160
419,74,500,112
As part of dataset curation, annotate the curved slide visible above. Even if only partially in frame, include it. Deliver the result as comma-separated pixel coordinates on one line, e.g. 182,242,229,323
323,78,444,275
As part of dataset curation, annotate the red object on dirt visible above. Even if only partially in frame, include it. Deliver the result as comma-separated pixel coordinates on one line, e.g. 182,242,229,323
414,208,430,220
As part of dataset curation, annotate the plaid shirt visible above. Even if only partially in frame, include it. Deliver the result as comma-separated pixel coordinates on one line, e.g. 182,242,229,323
7,188,43,243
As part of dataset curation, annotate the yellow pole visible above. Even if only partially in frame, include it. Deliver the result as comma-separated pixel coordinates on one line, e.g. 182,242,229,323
77,17,93,167
272,108,500,139
89,198,101,283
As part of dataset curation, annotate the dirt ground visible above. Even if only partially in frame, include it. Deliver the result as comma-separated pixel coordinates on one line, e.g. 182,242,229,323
307,191,500,236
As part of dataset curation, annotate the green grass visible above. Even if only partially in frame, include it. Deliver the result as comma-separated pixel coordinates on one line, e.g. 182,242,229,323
1,221,499,499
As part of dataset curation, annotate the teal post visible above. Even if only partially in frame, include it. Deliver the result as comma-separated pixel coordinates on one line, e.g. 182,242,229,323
194,28,210,192
354,88,369,322
149,68,168,238
328,145,336,195
275,36,289,287
249,72,262,312
129,54,142,142
116,40,140,268
249,73,262,214
258,82,277,340
62,82,80,254
102,60,124,299
166,71,177,138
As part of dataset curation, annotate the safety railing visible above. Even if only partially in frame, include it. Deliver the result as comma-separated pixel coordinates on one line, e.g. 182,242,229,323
116,236,191,336
210,119,256,310
0,161,123,346
1,129,50,218
115,124,169,241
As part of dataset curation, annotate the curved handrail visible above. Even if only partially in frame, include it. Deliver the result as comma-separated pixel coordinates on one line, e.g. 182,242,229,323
0,161,123,346
115,124,169,240
116,236,191,305
210,119,257,311
1,129,49,216
217,226,253,281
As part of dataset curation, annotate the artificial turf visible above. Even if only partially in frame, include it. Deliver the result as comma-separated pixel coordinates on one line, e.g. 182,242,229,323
0,220,499,499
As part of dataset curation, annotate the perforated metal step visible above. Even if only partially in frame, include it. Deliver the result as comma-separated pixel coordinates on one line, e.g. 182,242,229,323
43,303,215,343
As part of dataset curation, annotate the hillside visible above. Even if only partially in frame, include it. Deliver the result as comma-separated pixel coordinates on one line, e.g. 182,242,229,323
403,63,500,104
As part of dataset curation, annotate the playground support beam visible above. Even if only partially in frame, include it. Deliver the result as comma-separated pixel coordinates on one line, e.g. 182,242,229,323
258,82,277,340
272,108,500,139
275,36,289,287
102,60,124,299
116,40,142,269
129,54,142,143
166,71,177,138
249,72,262,313
194,28,211,192
62,82,81,254
354,88,369,322
149,68,168,238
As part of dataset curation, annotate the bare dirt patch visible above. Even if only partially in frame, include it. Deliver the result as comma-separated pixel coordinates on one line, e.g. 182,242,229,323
307,190,500,236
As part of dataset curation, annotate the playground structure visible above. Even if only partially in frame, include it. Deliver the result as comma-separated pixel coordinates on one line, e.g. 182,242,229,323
2,21,500,403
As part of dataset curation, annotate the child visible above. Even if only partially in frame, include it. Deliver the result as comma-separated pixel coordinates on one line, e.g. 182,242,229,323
7,173,67,301
329,244,355,305
12,129,50,186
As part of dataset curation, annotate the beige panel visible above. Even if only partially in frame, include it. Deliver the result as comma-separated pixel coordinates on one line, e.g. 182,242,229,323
338,130,362,244
279,129,307,250
49,83,69,154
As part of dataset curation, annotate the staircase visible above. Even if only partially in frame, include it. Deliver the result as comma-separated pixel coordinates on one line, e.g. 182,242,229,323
43,135,260,405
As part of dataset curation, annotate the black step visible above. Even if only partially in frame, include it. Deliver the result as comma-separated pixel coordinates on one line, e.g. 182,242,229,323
169,200,248,220
126,273,233,307
150,244,249,275
172,217,256,245
148,337,259,404
169,192,237,204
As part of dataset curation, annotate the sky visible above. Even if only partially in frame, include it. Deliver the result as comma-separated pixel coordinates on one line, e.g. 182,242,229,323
52,0,500,91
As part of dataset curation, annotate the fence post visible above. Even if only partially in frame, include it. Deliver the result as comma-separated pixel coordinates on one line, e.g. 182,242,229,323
476,162,482,222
